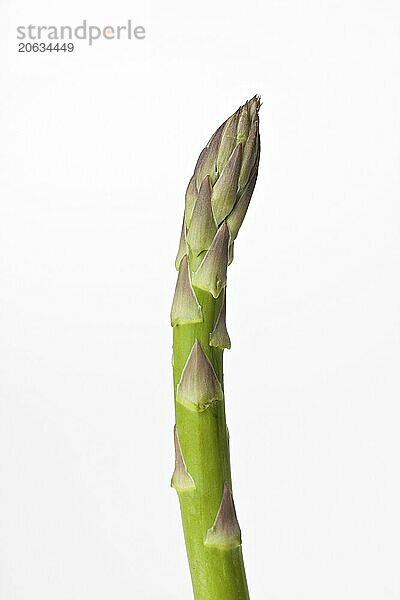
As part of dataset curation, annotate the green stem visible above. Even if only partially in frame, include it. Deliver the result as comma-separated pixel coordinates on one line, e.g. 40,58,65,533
173,285,249,600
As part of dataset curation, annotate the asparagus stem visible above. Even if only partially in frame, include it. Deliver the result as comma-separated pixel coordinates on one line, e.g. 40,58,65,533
171,97,260,599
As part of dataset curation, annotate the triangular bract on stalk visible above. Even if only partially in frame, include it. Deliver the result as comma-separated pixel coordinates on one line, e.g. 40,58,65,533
171,426,195,492
176,340,223,411
171,255,203,326
209,291,231,349
205,483,242,549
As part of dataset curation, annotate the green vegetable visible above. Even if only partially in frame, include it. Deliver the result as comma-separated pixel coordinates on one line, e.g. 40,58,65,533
171,97,261,599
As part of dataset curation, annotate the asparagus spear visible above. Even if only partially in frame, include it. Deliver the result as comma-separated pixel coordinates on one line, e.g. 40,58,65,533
171,97,261,600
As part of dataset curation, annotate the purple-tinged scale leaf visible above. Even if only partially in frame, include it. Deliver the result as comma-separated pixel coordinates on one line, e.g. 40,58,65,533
175,219,188,270
171,256,203,326
211,144,242,225
176,340,223,411
186,176,217,256
192,222,230,298
171,426,195,491
209,291,231,349
205,483,242,549
217,110,240,174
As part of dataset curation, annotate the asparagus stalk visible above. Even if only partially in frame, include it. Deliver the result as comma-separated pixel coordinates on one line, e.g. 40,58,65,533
171,97,261,600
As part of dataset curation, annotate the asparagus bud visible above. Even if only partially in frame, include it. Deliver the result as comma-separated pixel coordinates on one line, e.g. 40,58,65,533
184,96,260,242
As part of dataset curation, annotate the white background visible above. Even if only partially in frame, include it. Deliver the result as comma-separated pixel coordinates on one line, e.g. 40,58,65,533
1,0,400,598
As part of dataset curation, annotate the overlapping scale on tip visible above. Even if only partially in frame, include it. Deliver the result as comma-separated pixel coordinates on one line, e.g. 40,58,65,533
217,110,240,174
226,166,258,243
171,426,195,492
205,483,242,549
194,123,224,190
186,176,217,256
175,219,188,270
248,94,260,120
192,222,230,299
209,291,231,350
237,103,250,143
176,340,223,412
239,114,260,193
184,175,198,227
171,255,203,326
211,144,242,225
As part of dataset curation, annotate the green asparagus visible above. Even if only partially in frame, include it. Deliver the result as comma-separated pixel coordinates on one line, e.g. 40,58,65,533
171,97,261,599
